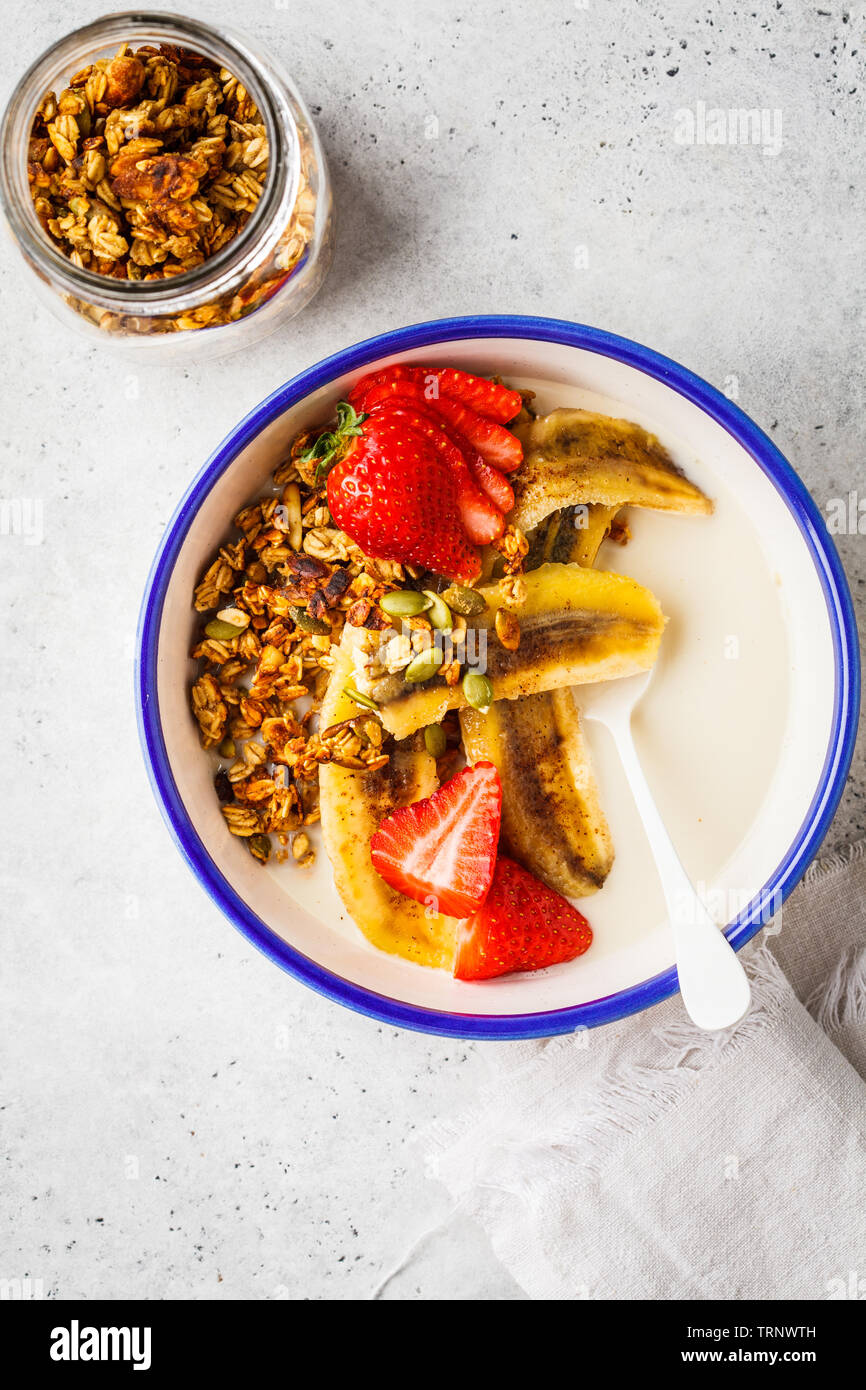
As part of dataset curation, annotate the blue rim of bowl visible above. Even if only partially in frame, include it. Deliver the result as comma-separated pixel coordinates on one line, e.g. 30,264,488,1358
136,315,860,1040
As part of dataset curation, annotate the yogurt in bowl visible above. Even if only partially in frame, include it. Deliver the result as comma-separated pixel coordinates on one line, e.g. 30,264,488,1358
136,315,859,1038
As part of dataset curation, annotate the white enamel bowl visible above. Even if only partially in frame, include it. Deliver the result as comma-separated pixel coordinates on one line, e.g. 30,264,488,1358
136,316,859,1038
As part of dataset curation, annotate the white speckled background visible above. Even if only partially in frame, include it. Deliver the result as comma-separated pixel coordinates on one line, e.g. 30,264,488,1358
1,0,863,1300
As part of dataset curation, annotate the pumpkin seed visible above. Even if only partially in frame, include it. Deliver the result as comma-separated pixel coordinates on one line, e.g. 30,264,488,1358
205,617,246,641
422,590,452,631
343,684,379,712
462,670,494,711
248,833,271,864
289,605,331,635
404,646,445,684
442,584,487,616
218,737,236,759
423,724,447,758
379,589,433,618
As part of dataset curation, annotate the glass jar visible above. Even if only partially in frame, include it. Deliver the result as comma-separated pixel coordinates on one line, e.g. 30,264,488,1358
0,11,334,356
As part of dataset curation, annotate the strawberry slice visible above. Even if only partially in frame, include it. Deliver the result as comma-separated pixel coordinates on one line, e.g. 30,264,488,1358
371,762,502,918
465,452,515,514
327,423,480,582
350,365,523,424
349,378,524,473
372,405,504,544
454,856,593,980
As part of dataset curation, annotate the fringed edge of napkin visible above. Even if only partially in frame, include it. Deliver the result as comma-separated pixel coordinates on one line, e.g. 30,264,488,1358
803,837,865,886
807,944,866,1032
427,945,791,1197
801,841,866,1030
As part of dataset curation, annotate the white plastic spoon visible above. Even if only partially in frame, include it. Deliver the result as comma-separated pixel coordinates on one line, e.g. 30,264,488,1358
576,670,751,1031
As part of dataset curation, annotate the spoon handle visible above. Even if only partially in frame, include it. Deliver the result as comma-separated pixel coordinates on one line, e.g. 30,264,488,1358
612,716,752,1031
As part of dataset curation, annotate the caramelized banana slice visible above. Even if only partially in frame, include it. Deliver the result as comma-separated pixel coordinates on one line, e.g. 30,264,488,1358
461,688,613,898
318,646,457,969
526,503,621,570
355,562,666,740
464,503,617,897
512,408,713,532
462,514,615,898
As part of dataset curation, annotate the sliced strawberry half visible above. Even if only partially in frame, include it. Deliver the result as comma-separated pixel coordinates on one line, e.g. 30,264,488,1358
455,856,593,981
349,365,523,424
370,762,502,918
348,377,524,473
364,395,515,515
372,405,505,544
327,423,480,583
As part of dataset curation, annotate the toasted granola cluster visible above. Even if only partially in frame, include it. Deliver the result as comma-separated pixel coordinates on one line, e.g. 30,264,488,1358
28,43,315,333
189,434,409,867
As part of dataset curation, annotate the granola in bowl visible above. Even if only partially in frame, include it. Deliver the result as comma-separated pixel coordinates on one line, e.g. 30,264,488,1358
189,426,426,870
188,378,544,877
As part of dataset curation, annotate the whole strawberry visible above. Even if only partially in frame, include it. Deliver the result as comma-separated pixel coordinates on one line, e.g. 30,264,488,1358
327,417,481,582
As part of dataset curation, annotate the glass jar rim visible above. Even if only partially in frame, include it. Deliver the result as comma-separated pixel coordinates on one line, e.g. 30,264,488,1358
0,10,301,314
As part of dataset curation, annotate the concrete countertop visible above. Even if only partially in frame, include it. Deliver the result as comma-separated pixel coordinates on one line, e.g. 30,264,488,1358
1,0,863,1300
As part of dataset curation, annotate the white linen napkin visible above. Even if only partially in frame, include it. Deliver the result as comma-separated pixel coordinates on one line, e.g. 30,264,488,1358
426,844,866,1300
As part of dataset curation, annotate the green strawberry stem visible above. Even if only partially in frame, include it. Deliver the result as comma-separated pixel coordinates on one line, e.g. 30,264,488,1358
299,401,368,484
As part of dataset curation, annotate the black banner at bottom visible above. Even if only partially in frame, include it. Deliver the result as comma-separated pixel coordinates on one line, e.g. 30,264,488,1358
0,1297,859,1374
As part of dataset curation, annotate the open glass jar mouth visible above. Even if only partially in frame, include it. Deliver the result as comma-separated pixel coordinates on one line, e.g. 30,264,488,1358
0,9,301,315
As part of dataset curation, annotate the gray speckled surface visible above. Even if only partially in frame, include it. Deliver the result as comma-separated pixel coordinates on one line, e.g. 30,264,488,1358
1,0,862,1301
